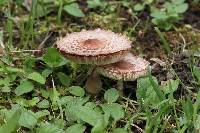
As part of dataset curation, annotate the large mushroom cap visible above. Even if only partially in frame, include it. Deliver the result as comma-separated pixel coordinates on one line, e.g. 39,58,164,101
56,29,131,65
96,53,150,81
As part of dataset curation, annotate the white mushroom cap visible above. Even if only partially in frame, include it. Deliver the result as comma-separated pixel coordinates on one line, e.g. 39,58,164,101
97,53,150,81
56,29,131,65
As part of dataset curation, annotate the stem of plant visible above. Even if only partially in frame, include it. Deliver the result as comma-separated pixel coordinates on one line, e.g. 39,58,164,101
155,27,171,55
117,80,124,96
85,68,102,94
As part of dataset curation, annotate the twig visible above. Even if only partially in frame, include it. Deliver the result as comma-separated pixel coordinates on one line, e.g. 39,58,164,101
38,32,52,50
131,124,144,133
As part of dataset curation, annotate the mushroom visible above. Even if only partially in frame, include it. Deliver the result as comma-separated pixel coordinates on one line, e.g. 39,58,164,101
96,53,150,95
56,29,131,65
56,29,132,94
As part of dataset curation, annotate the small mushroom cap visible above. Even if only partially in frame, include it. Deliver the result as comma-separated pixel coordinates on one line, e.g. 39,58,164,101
96,53,150,81
56,29,131,65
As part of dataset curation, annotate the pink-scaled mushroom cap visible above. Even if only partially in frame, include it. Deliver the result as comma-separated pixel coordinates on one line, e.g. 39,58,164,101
96,53,150,81
56,29,132,65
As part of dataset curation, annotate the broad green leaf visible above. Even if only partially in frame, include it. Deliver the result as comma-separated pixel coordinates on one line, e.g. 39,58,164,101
0,109,21,133
23,57,37,73
150,11,168,19
76,106,103,126
37,123,65,133
57,72,71,86
64,96,90,122
182,97,194,122
175,3,188,13
42,48,67,67
66,124,86,133
0,0,7,5
41,89,51,99
145,0,153,4
104,88,119,103
194,115,200,131
60,96,74,105
101,103,124,121
68,86,85,97
87,0,102,9
42,68,53,78
35,110,50,119
136,77,160,106
19,110,37,129
54,119,66,129
49,88,60,103
193,66,200,82
171,0,185,4
0,67,25,73
91,118,107,133
160,79,179,94
37,99,50,108
15,80,34,96
112,128,128,133
1,85,10,92
64,3,85,17
133,3,144,11
193,90,200,120
28,72,46,84
16,97,40,107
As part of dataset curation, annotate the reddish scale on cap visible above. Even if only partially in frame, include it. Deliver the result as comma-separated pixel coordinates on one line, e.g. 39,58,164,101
56,29,131,65
81,39,106,50
97,53,150,81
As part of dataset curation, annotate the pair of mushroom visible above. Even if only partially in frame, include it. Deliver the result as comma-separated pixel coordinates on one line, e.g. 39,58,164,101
56,29,149,94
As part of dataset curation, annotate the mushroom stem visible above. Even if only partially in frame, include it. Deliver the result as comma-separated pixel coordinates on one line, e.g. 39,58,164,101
117,80,124,96
85,69,102,94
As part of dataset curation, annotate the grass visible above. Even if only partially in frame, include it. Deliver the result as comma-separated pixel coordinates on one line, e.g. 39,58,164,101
0,0,200,133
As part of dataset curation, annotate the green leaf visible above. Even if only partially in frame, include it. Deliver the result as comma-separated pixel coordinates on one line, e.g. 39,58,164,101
0,109,21,133
37,123,65,133
194,115,200,131
15,80,34,96
101,103,124,121
76,106,104,126
171,0,185,4
64,97,90,122
42,68,53,78
68,86,85,97
112,128,128,133
104,88,119,103
133,3,144,11
87,0,102,9
136,77,160,106
49,88,60,103
193,66,200,82
28,72,46,84
0,67,25,73
150,11,168,19
175,3,188,13
16,97,40,107
64,3,85,17
0,0,7,5
91,118,107,133
66,124,86,133
18,110,37,129
182,96,194,122
57,72,71,86
42,48,67,67
160,79,179,94
37,99,50,108
35,110,50,119
193,90,200,117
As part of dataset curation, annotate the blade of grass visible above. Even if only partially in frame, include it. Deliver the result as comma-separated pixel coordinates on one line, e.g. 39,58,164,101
155,27,171,55
57,0,63,26
148,73,165,101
